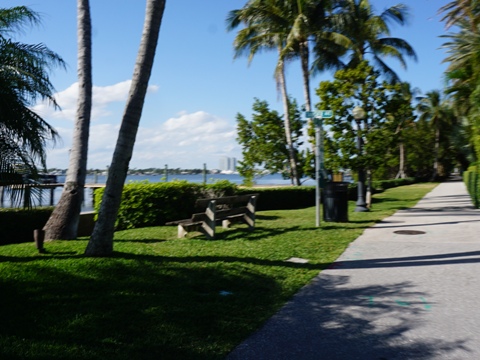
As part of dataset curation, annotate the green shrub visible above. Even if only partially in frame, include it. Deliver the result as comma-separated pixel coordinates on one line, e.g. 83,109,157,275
372,178,416,192
0,208,53,245
464,166,479,208
94,180,240,230
0,177,425,242
237,186,315,210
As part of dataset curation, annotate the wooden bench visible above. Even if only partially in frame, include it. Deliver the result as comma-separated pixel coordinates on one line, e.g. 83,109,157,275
166,194,259,239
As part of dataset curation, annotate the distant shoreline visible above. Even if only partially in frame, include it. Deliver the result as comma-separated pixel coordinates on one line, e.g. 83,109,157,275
1,173,314,211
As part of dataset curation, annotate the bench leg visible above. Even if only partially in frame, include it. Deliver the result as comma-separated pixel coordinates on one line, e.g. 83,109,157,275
178,225,188,238
178,222,215,239
202,201,216,239
222,219,231,229
245,196,257,230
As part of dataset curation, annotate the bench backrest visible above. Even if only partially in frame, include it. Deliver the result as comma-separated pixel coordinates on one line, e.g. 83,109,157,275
195,194,259,209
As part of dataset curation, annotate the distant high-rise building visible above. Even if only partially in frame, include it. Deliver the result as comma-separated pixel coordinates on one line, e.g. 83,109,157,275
219,156,237,171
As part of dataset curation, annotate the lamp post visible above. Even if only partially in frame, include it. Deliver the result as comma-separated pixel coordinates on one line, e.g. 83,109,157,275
314,117,324,227
305,110,331,226
352,106,369,212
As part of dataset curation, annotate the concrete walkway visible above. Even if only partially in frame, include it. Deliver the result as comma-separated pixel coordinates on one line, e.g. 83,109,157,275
227,180,480,360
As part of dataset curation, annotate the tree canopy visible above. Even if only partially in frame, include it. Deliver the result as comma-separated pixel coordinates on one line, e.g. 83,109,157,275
0,6,65,206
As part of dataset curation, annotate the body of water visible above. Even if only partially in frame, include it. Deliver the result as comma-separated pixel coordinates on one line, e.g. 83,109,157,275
1,173,316,211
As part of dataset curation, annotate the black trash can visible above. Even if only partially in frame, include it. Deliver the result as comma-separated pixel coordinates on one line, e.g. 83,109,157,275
323,182,349,222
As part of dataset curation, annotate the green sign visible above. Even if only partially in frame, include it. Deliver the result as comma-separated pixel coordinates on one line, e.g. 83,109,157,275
305,110,333,119
321,110,333,118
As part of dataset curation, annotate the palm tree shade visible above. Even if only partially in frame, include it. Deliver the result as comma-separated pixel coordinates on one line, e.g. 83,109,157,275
333,0,417,83
85,0,166,256
0,6,65,207
44,0,92,240
417,90,455,180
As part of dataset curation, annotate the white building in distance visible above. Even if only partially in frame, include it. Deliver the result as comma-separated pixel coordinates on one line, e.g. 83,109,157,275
219,156,237,173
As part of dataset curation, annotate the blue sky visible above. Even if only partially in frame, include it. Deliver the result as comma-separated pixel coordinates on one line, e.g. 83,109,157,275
6,0,451,170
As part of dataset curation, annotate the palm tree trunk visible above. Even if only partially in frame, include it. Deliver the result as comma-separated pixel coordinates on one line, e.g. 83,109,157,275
300,41,317,156
300,41,311,112
395,142,406,179
85,0,166,256
277,54,300,186
433,125,440,180
44,0,92,240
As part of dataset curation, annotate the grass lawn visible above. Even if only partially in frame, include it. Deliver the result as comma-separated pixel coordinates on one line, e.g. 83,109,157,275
0,183,436,360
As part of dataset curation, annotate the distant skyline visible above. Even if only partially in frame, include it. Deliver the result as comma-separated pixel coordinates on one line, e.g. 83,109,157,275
219,156,237,172
5,0,451,169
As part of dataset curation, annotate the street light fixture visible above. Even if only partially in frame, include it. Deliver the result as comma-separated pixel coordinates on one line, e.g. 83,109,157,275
352,106,369,212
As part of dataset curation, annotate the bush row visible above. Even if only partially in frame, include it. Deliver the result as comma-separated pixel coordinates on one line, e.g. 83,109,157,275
93,180,316,230
464,167,480,208
94,180,237,231
96,177,416,230
371,177,416,192
0,177,420,244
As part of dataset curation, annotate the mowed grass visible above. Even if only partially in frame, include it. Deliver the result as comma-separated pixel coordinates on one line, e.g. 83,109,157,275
0,183,436,360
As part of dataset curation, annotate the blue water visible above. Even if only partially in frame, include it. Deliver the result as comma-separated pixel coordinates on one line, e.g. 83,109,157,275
83,173,315,186
1,173,315,211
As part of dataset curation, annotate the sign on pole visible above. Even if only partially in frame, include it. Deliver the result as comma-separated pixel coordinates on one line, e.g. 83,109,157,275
304,110,333,227
321,110,333,118
305,110,333,119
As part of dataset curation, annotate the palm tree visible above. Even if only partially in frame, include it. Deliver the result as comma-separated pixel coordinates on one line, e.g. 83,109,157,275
227,0,330,185
281,0,348,113
391,83,417,179
441,12,480,165
85,0,166,256
334,0,417,83
0,6,65,206
439,0,480,30
227,0,301,185
417,90,454,180
44,0,92,240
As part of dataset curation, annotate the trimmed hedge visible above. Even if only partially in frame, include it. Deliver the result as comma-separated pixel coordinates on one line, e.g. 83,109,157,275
0,177,422,243
237,186,315,211
88,178,421,230
0,208,53,245
464,167,479,208
94,180,238,230
372,177,416,192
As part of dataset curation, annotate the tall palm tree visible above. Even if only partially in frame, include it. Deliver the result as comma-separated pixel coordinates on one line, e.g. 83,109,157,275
440,0,480,158
281,0,347,113
334,0,417,83
0,6,65,206
392,83,417,179
417,90,454,180
227,0,301,185
44,0,92,240
85,0,166,256
439,0,480,30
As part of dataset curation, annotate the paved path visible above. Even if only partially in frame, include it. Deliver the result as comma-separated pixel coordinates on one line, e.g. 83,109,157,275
227,181,480,360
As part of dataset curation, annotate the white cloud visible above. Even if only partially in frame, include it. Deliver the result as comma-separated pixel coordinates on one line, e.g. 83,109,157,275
43,84,241,169
131,111,239,169
33,80,159,123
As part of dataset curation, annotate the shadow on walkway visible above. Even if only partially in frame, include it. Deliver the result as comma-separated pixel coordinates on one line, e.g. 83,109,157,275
227,275,470,359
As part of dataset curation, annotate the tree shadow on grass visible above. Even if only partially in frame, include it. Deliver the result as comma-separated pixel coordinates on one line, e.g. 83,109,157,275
115,238,167,244
256,214,281,220
0,252,317,360
1,248,477,359
1,251,471,360
193,218,376,241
